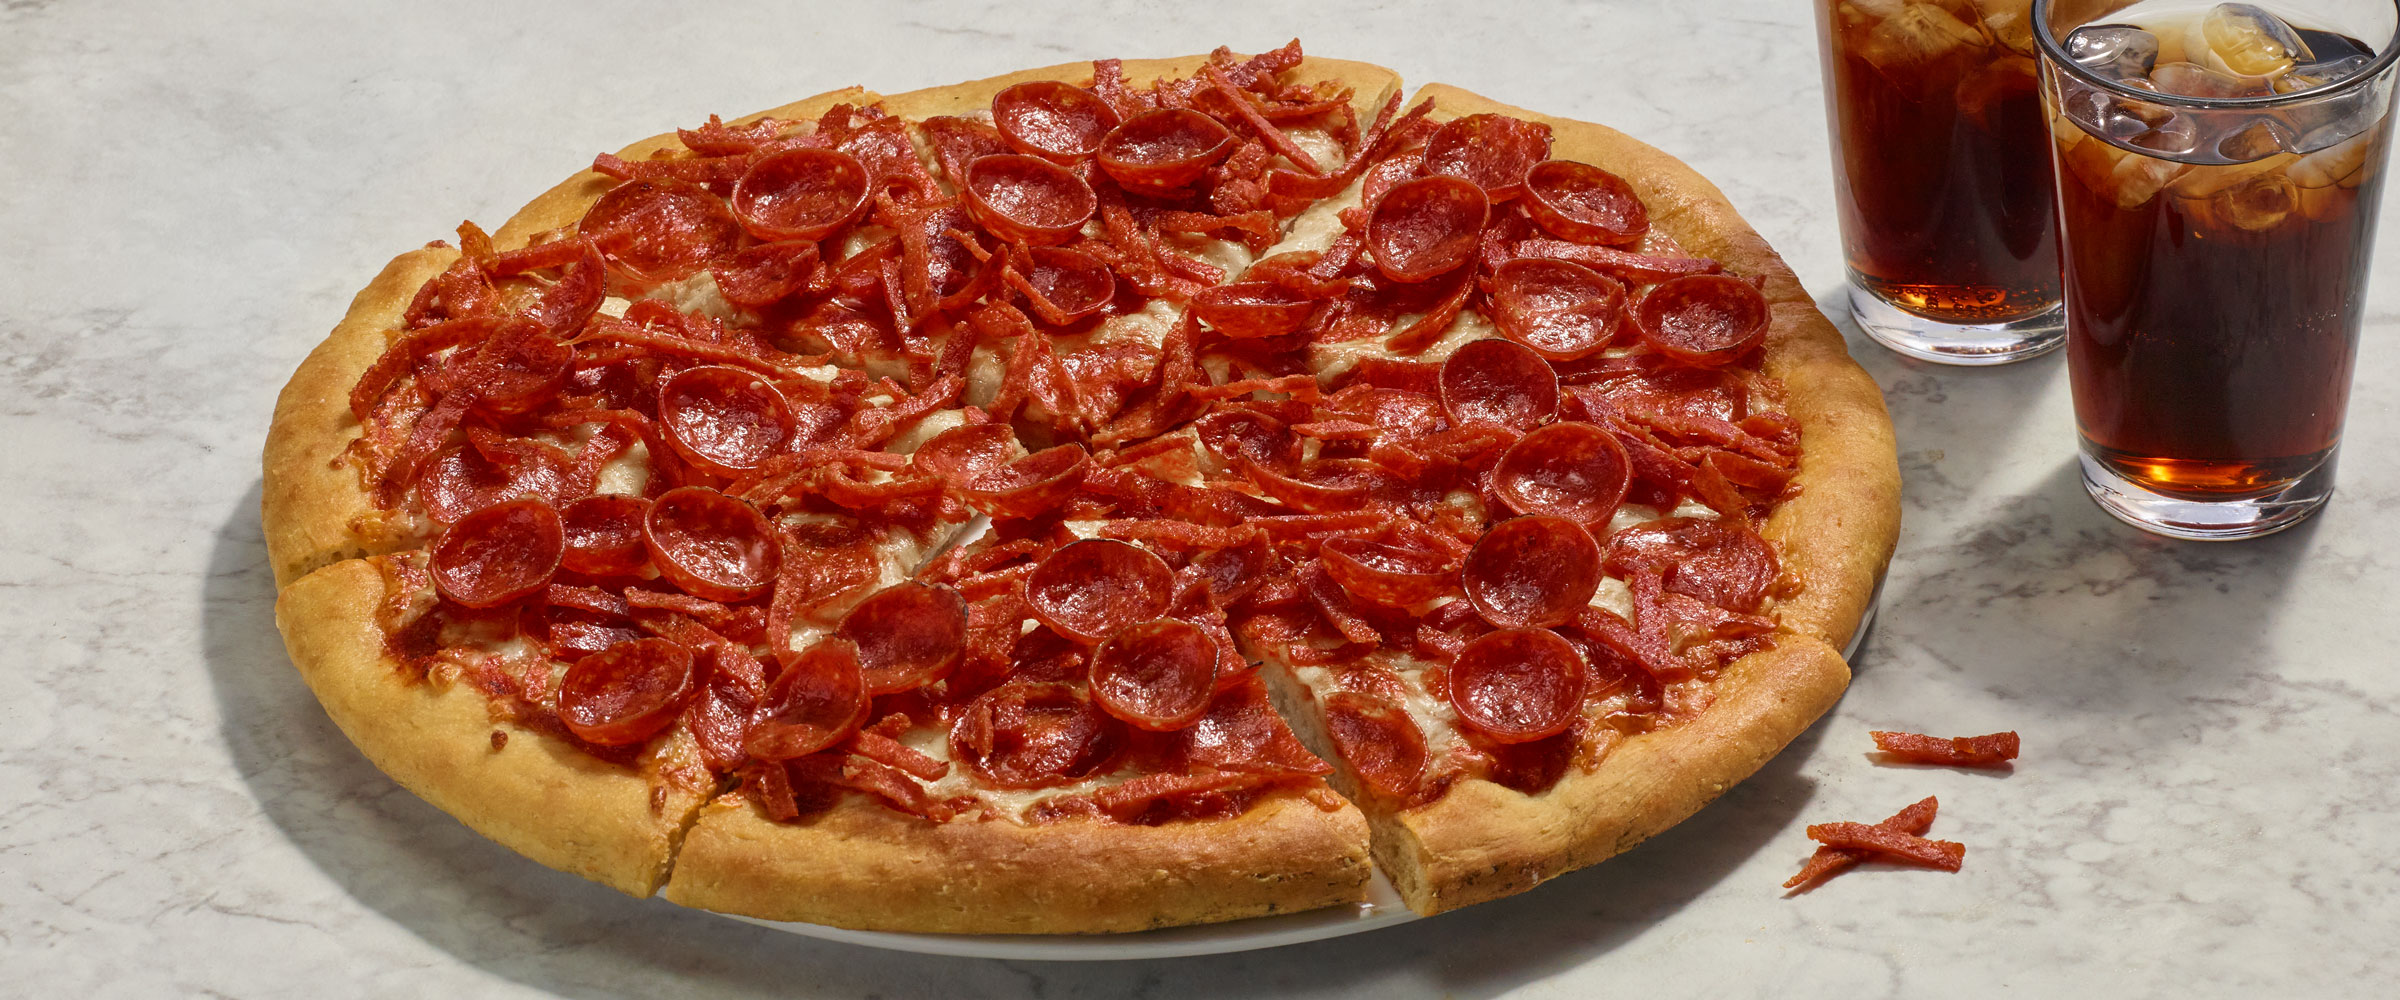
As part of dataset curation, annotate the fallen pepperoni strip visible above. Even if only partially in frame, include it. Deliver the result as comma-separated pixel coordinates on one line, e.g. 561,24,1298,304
963,154,1098,245
1449,627,1587,743
1320,537,1451,607
559,494,651,576
643,486,782,602
1097,107,1233,192
950,681,1123,788
1024,538,1174,643
1462,514,1602,629
576,177,744,283
961,443,1089,519
1321,691,1427,799
1636,274,1771,368
1440,337,1560,431
1522,160,1649,246
556,638,697,746
1008,246,1116,325
745,638,870,761
1785,796,1939,890
1805,822,1966,872
992,80,1121,163
656,365,796,477
1421,113,1553,202
1871,731,2022,769
911,422,1021,486
730,147,871,241
1367,175,1488,283
1192,281,1318,339
1489,258,1629,362
837,581,969,696
1492,421,1632,526
1089,619,1220,731
430,497,564,609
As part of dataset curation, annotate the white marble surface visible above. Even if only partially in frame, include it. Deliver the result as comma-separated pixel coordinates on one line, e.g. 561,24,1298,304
6,0,2398,995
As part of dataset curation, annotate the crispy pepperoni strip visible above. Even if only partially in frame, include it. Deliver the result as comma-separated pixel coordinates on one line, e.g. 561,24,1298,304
1870,731,2022,769
1514,238,1723,284
1804,822,1966,872
1785,796,1939,891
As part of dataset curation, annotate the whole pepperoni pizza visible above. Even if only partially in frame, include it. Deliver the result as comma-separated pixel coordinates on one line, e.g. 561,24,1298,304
263,43,1899,934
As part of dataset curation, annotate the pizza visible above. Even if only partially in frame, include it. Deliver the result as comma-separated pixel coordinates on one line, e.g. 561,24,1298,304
262,42,1899,934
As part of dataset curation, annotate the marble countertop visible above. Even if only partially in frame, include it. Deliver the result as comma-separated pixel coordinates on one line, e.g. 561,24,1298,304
7,0,2397,995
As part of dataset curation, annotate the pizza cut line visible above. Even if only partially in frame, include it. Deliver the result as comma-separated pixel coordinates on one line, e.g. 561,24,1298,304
263,42,1899,934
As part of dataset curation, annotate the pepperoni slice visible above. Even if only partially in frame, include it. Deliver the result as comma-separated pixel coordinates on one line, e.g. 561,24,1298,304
1243,457,1372,514
1195,409,1299,470
1320,538,1451,607
1448,627,1586,743
1421,113,1553,202
962,154,1098,246
656,365,796,477
746,638,869,761
472,325,574,414
1523,160,1649,246
560,494,651,577
1018,246,1115,323
1023,537,1174,643
1321,691,1427,799
642,486,781,602
1089,619,1219,731
556,638,698,746
729,147,872,242
1492,421,1632,526
1490,258,1629,362
961,444,1089,519
1192,281,1318,339
1180,678,1330,774
992,80,1121,163
1185,535,1272,607
1367,175,1489,283
1635,274,1771,368
949,681,1122,788
422,442,565,525
576,178,744,283
430,497,563,609
1462,514,1602,629
1439,337,1560,431
1603,517,1779,613
911,422,1021,485
837,581,968,696
1097,107,1233,192
711,239,821,308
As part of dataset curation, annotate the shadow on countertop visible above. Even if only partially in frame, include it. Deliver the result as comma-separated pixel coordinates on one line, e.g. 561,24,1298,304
203,482,1827,1000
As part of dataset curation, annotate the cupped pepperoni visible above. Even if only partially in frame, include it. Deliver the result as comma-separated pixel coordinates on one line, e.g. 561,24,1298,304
1439,337,1560,431
962,154,1098,246
729,147,871,242
1461,514,1602,629
1196,409,1299,470
1421,113,1553,202
1492,421,1633,526
1367,175,1489,283
837,581,969,696
430,497,564,609
746,638,870,761
1019,246,1115,323
1321,692,1427,799
912,422,1021,485
1603,517,1779,613
576,178,744,283
1185,535,1272,607
962,444,1089,519
1320,538,1451,607
1489,257,1629,362
1448,627,1586,743
560,494,652,576
643,486,781,602
950,681,1122,788
1023,537,1174,643
1097,107,1233,191
993,80,1121,163
1089,619,1219,731
1192,281,1317,339
1523,159,1649,246
1242,457,1371,514
656,365,796,477
556,638,697,746
1635,274,1771,368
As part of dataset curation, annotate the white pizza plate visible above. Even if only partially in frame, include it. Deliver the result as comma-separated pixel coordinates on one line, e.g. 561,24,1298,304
727,581,1883,960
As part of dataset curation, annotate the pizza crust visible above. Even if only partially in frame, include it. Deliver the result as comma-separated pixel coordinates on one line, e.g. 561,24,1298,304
662,786,1372,934
274,558,711,896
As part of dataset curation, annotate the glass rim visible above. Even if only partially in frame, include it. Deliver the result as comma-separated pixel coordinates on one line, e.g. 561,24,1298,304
2031,0,2400,110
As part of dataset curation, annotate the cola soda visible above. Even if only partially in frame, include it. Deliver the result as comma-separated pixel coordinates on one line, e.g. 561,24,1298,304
2040,0,2397,537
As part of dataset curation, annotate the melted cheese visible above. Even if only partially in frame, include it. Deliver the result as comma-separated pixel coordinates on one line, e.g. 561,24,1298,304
643,271,740,323
1261,178,1363,258
884,407,968,454
595,441,651,495
1311,304,1497,380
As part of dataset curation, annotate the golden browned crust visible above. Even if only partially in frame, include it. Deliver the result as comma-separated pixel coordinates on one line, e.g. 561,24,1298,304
274,558,710,896
662,787,1371,934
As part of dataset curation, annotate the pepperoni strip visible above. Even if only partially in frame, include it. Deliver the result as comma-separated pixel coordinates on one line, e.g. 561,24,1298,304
837,582,969,695
1514,238,1723,284
1492,421,1632,525
1192,281,1318,339
1023,538,1174,643
429,497,564,609
1089,619,1220,730
1199,64,1325,177
1636,274,1771,368
1319,538,1450,607
1870,731,2022,769
1522,160,1649,246
1448,627,1586,743
1804,822,1966,872
1367,175,1488,283
1461,515,1602,629
556,638,697,745
1785,797,1940,891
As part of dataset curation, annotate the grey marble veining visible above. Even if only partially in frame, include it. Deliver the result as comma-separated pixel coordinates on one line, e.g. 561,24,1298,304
5,1,2396,996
